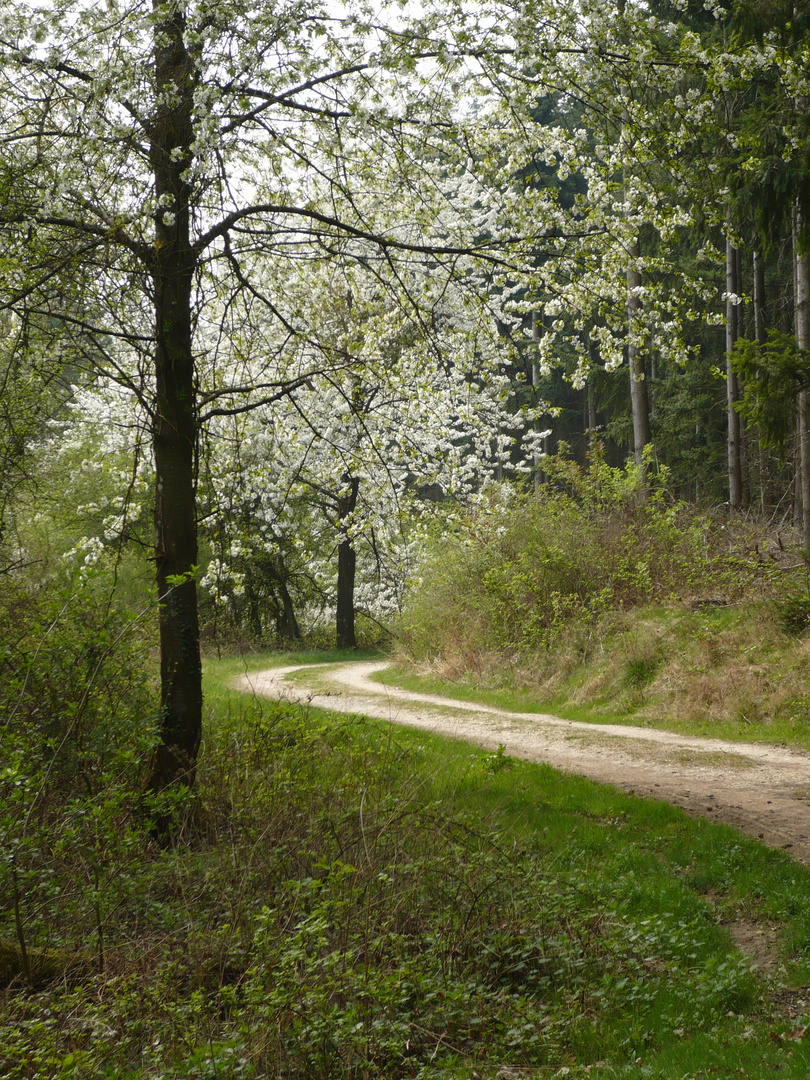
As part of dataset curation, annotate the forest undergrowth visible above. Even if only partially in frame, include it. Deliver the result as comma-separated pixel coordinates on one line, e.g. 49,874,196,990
2,630,810,1077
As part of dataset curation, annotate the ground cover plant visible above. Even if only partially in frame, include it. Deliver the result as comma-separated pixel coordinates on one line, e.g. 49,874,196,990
1,651,810,1079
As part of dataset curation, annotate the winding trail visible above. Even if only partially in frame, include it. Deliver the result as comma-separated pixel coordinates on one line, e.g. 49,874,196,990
236,660,810,866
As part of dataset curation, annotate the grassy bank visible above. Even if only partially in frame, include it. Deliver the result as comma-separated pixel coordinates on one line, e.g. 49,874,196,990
3,651,810,1079
386,596,810,749
398,473,810,750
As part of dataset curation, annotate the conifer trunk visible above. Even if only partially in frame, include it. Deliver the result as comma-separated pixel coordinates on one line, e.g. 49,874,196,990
753,250,770,513
616,0,651,482
795,209,810,541
726,235,743,511
532,311,542,494
336,475,360,649
627,239,651,474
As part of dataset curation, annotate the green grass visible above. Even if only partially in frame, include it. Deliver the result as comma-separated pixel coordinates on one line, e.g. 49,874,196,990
371,662,561,713
203,645,383,687
202,646,384,715
4,650,810,1079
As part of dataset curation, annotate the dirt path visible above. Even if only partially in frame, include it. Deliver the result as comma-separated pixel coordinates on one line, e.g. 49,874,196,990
236,660,810,866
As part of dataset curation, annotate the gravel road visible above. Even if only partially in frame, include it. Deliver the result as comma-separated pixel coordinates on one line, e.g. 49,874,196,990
236,660,810,866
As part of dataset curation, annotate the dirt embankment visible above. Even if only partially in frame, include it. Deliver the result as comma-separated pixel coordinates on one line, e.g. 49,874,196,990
236,661,810,867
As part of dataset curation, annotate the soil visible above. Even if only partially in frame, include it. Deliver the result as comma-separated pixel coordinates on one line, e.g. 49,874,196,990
237,660,810,868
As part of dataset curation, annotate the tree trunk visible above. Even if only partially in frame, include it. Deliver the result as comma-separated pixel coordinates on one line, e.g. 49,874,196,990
753,250,770,513
753,249,766,344
798,391,810,539
269,562,302,644
277,578,301,644
532,311,542,494
616,0,651,482
245,571,265,643
145,1,203,796
627,239,651,475
795,208,810,540
336,475,360,649
726,235,743,511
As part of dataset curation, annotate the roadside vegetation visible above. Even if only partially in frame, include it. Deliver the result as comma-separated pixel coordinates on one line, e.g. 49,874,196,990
6,445,810,1077
398,454,810,750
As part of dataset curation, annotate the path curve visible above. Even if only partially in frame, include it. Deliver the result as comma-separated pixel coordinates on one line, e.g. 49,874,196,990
236,661,810,866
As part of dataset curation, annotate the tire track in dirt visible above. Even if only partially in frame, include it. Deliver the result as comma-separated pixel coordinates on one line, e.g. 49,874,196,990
236,660,810,866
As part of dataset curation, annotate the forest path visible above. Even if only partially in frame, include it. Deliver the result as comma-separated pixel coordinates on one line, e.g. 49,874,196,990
236,660,810,866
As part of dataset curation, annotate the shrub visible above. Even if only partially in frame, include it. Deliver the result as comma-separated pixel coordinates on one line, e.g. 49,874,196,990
776,592,810,636
0,578,157,983
402,464,770,667
0,580,155,792
0,671,780,1078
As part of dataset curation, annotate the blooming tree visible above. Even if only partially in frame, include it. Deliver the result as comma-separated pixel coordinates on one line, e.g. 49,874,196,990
0,0,553,797
4,0,807,804
198,256,541,647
